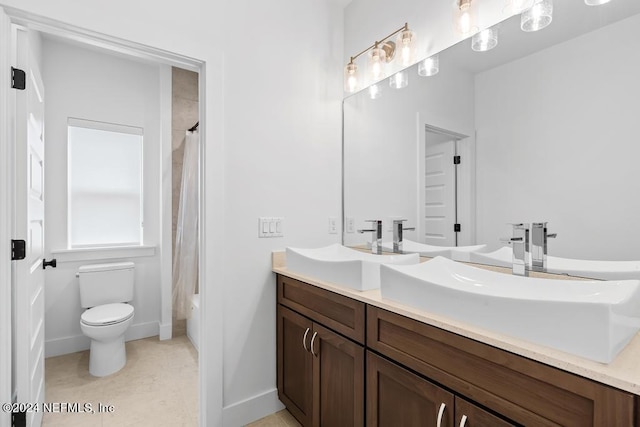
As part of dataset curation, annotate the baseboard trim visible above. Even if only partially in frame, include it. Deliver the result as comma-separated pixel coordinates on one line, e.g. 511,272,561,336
45,321,159,358
158,321,172,341
222,388,284,427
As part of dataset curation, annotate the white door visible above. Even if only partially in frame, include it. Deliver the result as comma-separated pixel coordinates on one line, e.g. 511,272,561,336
13,25,45,427
424,140,456,246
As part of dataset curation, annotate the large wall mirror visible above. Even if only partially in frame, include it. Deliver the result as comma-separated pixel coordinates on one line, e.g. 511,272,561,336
343,0,640,278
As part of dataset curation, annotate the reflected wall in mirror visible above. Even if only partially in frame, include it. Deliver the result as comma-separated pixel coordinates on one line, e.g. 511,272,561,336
343,0,640,276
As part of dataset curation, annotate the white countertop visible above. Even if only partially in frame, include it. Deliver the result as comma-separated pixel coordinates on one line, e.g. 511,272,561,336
272,251,640,396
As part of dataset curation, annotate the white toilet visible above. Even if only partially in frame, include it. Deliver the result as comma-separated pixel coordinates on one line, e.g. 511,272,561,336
78,262,135,377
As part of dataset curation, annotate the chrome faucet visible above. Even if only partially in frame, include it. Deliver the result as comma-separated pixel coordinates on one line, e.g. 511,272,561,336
392,219,415,253
501,223,530,276
358,220,383,254
530,222,557,272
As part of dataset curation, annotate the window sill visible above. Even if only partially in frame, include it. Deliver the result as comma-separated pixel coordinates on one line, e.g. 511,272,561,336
51,245,157,263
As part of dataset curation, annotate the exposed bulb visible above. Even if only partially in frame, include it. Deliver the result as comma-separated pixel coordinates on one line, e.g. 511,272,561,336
344,62,359,93
389,71,408,89
369,84,381,100
521,0,553,32
454,0,478,35
368,46,387,81
398,28,416,67
472,27,498,52
503,0,534,15
418,55,439,77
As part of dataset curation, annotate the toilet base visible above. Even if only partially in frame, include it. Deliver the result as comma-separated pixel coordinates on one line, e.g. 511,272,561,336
89,335,127,377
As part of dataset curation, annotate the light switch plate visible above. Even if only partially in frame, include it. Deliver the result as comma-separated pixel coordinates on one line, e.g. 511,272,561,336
259,217,284,238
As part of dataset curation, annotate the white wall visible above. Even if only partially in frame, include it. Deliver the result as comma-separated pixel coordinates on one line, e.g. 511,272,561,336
41,39,165,356
475,13,640,260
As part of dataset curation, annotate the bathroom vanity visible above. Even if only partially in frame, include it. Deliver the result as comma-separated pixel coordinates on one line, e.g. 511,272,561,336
273,253,640,426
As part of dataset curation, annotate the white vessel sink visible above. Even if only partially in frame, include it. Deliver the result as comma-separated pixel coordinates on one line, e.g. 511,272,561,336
470,246,640,280
380,256,640,363
381,239,487,262
286,244,420,291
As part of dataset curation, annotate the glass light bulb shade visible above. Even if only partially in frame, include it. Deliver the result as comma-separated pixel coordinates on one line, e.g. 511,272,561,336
503,0,534,15
584,0,611,5
368,46,387,82
418,55,439,77
389,71,408,89
521,0,553,32
344,62,359,93
472,27,498,52
453,0,479,36
397,29,417,67
369,84,382,100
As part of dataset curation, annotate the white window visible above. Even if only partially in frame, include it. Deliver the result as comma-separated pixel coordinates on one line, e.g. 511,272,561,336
67,118,143,248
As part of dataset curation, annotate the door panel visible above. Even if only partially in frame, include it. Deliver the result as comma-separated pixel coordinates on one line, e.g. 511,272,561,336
278,305,313,426
367,351,454,427
312,323,363,427
455,397,516,427
14,25,45,427
424,140,456,246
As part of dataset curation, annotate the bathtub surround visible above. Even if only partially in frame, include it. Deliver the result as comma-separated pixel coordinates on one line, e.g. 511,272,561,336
42,38,167,357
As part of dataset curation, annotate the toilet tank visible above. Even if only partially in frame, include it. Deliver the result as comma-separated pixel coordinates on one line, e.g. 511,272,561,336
78,262,135,308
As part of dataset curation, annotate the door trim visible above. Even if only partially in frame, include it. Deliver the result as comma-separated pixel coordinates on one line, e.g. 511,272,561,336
0,7,15,427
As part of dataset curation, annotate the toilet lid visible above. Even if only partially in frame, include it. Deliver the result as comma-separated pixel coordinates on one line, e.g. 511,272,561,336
81,303,134,326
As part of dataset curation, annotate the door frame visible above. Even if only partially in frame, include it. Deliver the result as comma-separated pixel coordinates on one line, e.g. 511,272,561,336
0,5,218,427
416,115,476,247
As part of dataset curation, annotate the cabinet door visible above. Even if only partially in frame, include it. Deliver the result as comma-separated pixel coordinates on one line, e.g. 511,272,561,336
367,351,454,427
278,305,313,426
455,397,516,427
312,323,364,427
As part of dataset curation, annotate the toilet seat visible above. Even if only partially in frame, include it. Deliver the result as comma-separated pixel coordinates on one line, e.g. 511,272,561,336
81,303,134,326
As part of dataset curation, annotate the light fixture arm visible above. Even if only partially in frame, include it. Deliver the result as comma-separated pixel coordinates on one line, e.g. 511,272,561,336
348,23,410,63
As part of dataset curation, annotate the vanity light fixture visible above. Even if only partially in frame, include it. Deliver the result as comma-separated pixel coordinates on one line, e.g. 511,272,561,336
472,26,499,52
454,0,479,36
343,23,417,92
389,71,408,89
584,0,611,5
521,0,553,32
418,54,440,77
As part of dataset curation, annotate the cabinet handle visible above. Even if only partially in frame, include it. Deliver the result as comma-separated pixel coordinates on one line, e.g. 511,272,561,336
302,327,310,352
459,414,468,427
436,402,446,427
310,331,318,357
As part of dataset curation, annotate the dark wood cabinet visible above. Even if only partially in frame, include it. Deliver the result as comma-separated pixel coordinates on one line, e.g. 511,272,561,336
277,273,639,427
367,351,516,427
367,351,454,427
277,305,313,426
277,276,365,427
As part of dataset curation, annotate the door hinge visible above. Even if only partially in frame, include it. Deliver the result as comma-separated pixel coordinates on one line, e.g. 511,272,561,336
454,224,461,233
11,239,26,261
12,411,26,427
453,155,461,165
11,67,26,90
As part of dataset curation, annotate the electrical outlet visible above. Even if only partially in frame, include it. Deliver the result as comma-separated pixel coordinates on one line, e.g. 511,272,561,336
346,217,355,233
328,217,338,234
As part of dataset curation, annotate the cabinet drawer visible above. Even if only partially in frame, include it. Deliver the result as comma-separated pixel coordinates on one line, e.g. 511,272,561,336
367,306,635,426
277,274,365,344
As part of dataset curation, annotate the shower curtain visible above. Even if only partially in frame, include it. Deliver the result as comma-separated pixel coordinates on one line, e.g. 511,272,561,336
173,130,199,320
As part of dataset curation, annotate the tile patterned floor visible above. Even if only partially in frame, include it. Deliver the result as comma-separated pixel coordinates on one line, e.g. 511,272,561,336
42,335,198,427
245,409,301,427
